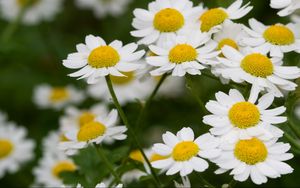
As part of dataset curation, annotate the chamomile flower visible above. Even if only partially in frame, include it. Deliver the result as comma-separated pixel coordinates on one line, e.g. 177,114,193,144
121,169,147,184
174,176,191,188
214,46,300,97
75,182,123,188
147,34,219,77
33,153,77,187
151,127,220,176
75,0,132,18
59,109,127,155
0,0,63,25
214,137,294,185
63,35,145,84
270,0,300,16
242,18,300,57
42,131,69,157
203,88,286,143
33,84,84,110
0,122,35,178
130,0,203,45
197,0,252,34
87,71,154,105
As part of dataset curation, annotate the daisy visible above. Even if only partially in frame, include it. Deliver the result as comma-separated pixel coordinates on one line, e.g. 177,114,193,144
214,46,300,97
75,0,132,18
146,33,219,77
121,169,147,184
214,137,294,185
63,35,145,84
130,0,203,45
197,0,253,34
203,88,286,143
33,153,77,187
242,18,300,57
0,122,35,178
270,0,300,16
174,176,191,188
0,0,63,25
87,71,154,105
151,127,220,176
33,84,84,110
59,109,127,155
75,182,123,188
42,130,70,157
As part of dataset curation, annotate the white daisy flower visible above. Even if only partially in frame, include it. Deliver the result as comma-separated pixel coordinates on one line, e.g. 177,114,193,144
203,88,286,143
33,153,77,187
75,182,123,188
63,35,145,84
242,18,300,57
0,0,63,25
174,176,191,188
87,71,154,105
75,0,132,18
214,46,300,97
147,34,219,77
33,84,84,110
151,127,220,176
59,109,127,155
42,130,70,157
0,122,35,178
121,169,147,184
270,0,300,16
130,0,203,45
214,137,294,185
197,0,253,34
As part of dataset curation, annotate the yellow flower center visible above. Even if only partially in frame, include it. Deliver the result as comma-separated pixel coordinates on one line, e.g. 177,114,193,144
49,87,70,103
150,153,169,162
241,53,274,78
110,71,135,85
229,102,260,129
88,46,120,68
263,25,295,45
77,121,106,142
172,141,199,161
52,161,76,178
78,112,96,127
169,44,197,64
153,8,184,32
0,139,14,159
234,138,268,165
200,8,228,32
129,150,144,163
17,0,39,7
217,38,239,50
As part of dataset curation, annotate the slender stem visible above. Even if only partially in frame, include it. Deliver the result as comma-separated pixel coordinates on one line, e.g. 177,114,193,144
283,131,300,150
287,117,300,139
105,76,162,188
93,144,122,184
136,74,168,131
198,174,215,188
185,75,207,114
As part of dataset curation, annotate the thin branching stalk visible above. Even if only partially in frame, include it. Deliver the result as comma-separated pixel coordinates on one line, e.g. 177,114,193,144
105,76,162,188
198,174,215,188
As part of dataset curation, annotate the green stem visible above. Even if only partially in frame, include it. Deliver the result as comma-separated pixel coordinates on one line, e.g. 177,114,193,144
287,117,300,139
93,144,122,184
185,75,207,114
105,76,162,188
283,131,300,150
135,74,168,131
198,174,215,188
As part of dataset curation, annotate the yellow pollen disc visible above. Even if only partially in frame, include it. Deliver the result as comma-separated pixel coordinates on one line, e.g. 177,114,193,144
172,141,199,161
150,153,168,162
17,0,39,7
200,8,228,32
263,25,295,45
169,44,197,64
241,53,274,78
88,46,120,68
110,71,135,85
217,38,239,51
129,150,144,163
229,102,260,129
0,139,14,159
60,134,70,142
49,87,70,103
77,121,106,142
234,138,268,165
52,161,76,178
78,112,96,127
153,8,184,32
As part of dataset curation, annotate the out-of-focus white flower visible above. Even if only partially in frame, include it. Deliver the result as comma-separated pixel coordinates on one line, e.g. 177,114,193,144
33,84,84,110
174,176,191,188
0,0,63,25
0,122,35,178
121,169,146,184
270,0,300,16
75,0,132,18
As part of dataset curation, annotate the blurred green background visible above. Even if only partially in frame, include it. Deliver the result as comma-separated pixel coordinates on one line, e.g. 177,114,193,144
0,0,300,187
